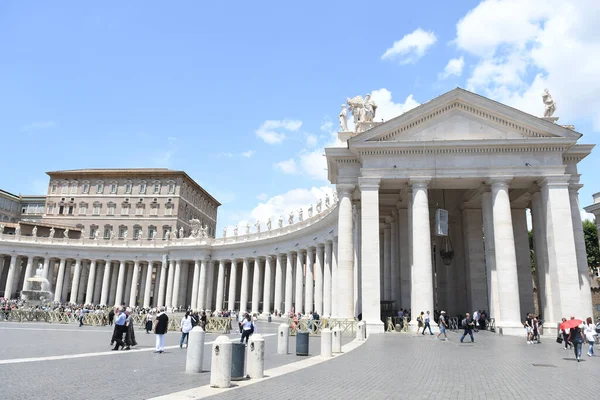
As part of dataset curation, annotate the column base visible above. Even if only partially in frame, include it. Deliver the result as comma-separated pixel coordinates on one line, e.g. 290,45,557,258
364,320,385,336
495,323,527,337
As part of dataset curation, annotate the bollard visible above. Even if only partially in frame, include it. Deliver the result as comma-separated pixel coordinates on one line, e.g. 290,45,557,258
231,342,246,381
395,323,401,332
278,323,289,355
247,334,265,379
296,331,309,356
185,326,206,373
332,327,342,353
357,321,366,341
321,328,332,357
210,336,232,388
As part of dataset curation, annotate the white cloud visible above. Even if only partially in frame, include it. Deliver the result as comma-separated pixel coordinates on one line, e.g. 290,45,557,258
241,150,255,158
21,120,56,132
299,149,327,181
256,119,303,144
217,152,234,158
305,133,318,148
381,28,437,64
370,88,421,122
455,0,600,129
439,56,465,80
274,158,297,174
320,119,333,133
256,193,269,201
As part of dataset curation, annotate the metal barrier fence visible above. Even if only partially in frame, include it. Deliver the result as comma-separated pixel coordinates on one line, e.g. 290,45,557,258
0,310,231,333
287,318,357,336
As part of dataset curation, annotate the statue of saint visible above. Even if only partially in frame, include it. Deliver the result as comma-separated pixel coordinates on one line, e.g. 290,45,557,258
32,226,38,237
316,198,322,213
179,227,184,239
266,218,272,231
325,194,330,208
64,228,70,238
109,229,115,240
15,225,21,236
278,215,283,228
123,230,128,239
222,227,227,238
339,104,348,132
542,88,557,117
298,208,304,222
233,225,238,237
361,93,377,122
288,211,294,225
308,204,313,218
49,227,55,238
245,222,250,235
81,227,86,238
200,225,207,238
165,230,171,240
255,220,261,233
94,229,100,240
0,224,4,234
137,230,143,240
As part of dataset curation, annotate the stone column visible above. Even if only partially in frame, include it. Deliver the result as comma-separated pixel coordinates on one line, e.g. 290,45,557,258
251,258,261,314
143,262,153,308
314,245,324,315
129,260,141,307
41,257,51,280
53,258,66,302
353,202,362,317
390,214,398,305
481,190,500,320
227,260,238,311
124,263,134,305
398,207,410,309
165,259,175,308
305,248,314,314
152,264,161,307
239,258,250,312
138,264,147,305
360,178,383,333
48,259,56,289
77,262,88,303
215,260,226,312
61,260,72,303
262,257,273,314
285,252,294,314
191,259,201,310
462,209,489,311
512,208,535,316
108,263,118,305
22,257,34,292
206,261,215,310
272,254,284,314
100,260,111,306
409,179,435,329
3,255,18,299
331,238,338,316
172,259,182,308
383,222,392,301
85,260,97,304
114,260,127,306
197,258,208,310
294,252,303,314
489,178,521,331
69,259,82,303
337,184,355,319
157,257,169,307
93,264,103,304
568,184,594,318
324,241,332,317
541,177,585,320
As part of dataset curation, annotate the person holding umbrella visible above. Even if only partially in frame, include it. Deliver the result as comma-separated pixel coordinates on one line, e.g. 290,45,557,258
562,317,585,362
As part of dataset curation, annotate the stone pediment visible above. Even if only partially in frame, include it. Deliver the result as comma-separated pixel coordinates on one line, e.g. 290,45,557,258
349,88,581,145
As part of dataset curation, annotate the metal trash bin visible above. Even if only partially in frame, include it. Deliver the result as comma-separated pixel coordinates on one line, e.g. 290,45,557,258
268,315,272,323
296,331,309,356
231,342,246,381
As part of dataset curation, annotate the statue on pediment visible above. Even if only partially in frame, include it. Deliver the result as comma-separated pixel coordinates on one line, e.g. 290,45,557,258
245,222,250,235
266,218,272,231
347,93,378,132
233,225,238,237
178,227,184,239
15,225,21,236
94,229,100,240
542,89,557,117
298,208,304,222
165,230,171,240
308,204,313,218
222,227,227,238
109,229,115,240
255,220,261,233
339,104,348,132
189,219,202,238
316,198,322,213
325,194,330,208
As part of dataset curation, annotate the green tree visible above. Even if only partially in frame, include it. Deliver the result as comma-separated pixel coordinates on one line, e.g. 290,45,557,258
583,219,600,274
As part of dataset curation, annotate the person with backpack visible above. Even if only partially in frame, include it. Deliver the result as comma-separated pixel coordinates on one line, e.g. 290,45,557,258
240,313,254,344
460,312,475,343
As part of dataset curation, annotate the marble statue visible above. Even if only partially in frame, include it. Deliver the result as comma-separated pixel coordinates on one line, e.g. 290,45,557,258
137,230,143,240
325,194,330,208
233,225,238,237
64,228,70,238
222,227,227,238
362,93,376,122
316,198,322,213
123,230,128,239
81,227,86,238
0,224,3,234
109,229,115,240
347,93,378,131
255,220,261,233
339,104,348,132
288,211,294,225
32,226,38,237
189,219,202,238
278,215,283,228
179,227,184,239
542,88,557,117
49,227,55,238
165,230,171,240
245,222,250,235
333,190,338,203
94,229,100,240
298,208,304,222
266,218,272,231
308,204,313,218
15,226,21,236
200,225,207,238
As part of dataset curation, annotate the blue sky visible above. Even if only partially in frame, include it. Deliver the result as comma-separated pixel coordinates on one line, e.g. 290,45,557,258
2,0,599,233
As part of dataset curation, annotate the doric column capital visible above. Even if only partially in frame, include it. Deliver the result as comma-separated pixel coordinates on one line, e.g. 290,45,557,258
336,183,355,197
539,175,570,188
408,178,431,189
568,183,584,194
358,177,380,190
486,176,513,188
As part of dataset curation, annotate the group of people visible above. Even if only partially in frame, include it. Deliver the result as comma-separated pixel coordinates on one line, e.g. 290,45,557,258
414,310,484,343
558,316,600,362
109,307,137,350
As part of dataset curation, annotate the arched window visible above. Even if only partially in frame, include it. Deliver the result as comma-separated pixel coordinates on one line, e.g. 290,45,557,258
109,180,118,194
139,180,147,194
96,181,104,194
70,181,78,194
152,180,161,194
82,181,90,194
124,180,132,194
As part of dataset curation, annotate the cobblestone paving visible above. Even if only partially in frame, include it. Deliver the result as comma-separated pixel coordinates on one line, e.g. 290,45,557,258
0,321,345,400
206,330,598,400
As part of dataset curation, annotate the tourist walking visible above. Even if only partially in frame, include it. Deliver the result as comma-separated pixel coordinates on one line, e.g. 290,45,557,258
201,311,207,330
584,317,597,357
473,310,480,332
568,322,585,361
460,313,475,343
145,312,153,334
154,307,169,354
124,308,137,350
108,308,115,326
240,313,254,344
112,307,127,351
524,313,534,344
559,318,573,350
436,310,448,341
417,311,424,332
180,311,193,349
422,311,433,335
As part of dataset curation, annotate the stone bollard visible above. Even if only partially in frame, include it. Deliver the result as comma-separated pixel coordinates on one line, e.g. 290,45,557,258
357,321,366,341
332,327,342,353
210,336,232,388
185,326,206,373
278,323,289,355
247,334,265,379
321,328,332,357
395,324,401,332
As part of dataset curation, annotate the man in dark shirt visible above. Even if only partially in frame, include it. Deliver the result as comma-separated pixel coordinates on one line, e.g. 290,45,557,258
153,307,169,354
460,312,475,343
108,308,115,326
